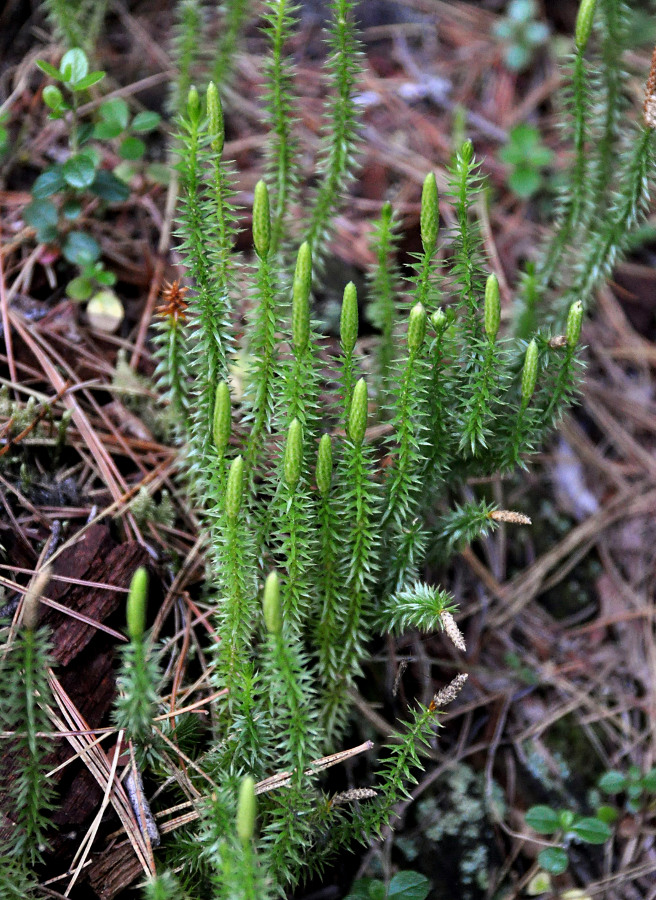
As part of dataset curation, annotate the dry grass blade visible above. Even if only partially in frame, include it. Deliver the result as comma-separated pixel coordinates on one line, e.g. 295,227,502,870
7,309,141,540
46,671,155,879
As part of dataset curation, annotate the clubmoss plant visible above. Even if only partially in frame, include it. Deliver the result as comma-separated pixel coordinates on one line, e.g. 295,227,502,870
4,0,656,895
0,569,56,879
150,0,655,891
112,567,162,764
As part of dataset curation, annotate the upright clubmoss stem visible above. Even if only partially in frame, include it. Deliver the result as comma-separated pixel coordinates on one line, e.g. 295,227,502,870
340,282,358,424
245,181,279,474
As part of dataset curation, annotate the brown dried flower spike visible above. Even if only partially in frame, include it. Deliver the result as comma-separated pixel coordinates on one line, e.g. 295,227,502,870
489,509,532,525
157,280,189,323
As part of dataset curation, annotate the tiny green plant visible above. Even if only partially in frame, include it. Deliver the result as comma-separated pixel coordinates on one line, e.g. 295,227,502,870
494,0,550,72
26,47,160,301
524,804,613,876
598,765,656,814
0,568,56,893
499,123,554,199
345,869,431,900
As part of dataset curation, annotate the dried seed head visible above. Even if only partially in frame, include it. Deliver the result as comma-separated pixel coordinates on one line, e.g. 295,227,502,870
316,433,333,497
575,0,598,52
23,567,51,632
225,455,244,522
420,172,439,255
127,567,149,643
212,381,231,457
284,419,304,491
521,339,539,404
252,180,271,259
331,788,377,806
484,273,500,342
206,81,224,156
489,509,532,525
407,302,427,353
644,46,656,128
340,282,358,355
157,280,188,323
441,611,466,652
432,673,468,709
348,378,368,446
187,85,200,124
263,571,282,634
566,300,584,349
236,775,256,844
292,242,312,354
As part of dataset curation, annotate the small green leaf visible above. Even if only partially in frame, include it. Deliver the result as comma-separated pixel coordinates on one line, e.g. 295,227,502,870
95,269,116,286
36,59,64,80
66,275,93,300
119,136,146,160
344,880,384,900
24,199,58,229
526,871,552,895
60,48,88,85
529,145,554,167
63,231,101,266
36,223,59,243
598,771,627,794
595,805,619,825
537,847,569,875
70,71,105,91
62,199,83,219
32,166,65,199
77,122,94,146
42,84,64,110
559,810,575,830
388,870,431,899
99,97,130,130
93,120,124,140
63,154,97,189
131,111,161,133
627,783,643,801
642,768,656,792
509,168,542,199
570,817,611,845
526,805,561,834
90,170,131,203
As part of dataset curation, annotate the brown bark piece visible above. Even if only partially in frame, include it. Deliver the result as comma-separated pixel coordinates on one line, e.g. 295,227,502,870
41,524,145,667
88,841,143,899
